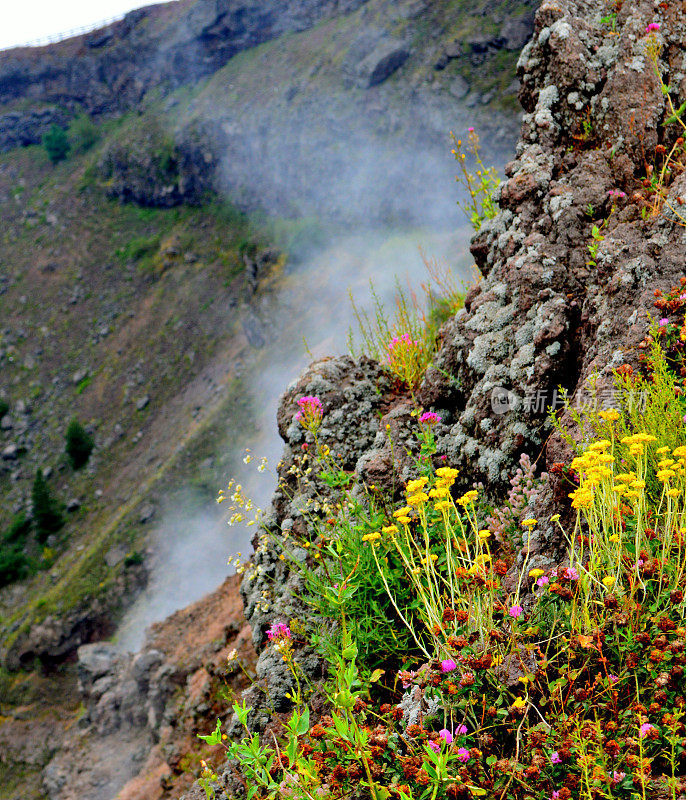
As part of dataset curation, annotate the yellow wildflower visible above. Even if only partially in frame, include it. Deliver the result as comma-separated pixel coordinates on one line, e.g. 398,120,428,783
657,446,671,455
436,467,459,479
609,534,620,543
456,490,478,506
602,576,616,588
406,477,429,494
668,488,680,497
429,487,450,499
396,516,412,525
598,409,620,422
382,525,399,535
512,697,527,709
529,568,544,578
435,501,452,511
478,529,491,539
569,487,594,509
362,531,382,542
522,518,538,528
407,492,429,506
393,506,412,518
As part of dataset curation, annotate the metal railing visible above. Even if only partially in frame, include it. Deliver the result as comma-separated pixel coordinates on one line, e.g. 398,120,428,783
1,14,127,51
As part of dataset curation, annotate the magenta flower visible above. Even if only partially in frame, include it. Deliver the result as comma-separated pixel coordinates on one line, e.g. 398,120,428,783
537,576,550,587
508,605,524,618
659,318,670,327
612,771,626,785
608,189,626,199
456,747,470,763
468,127,475,133
455,724,468,736
439,728,453,745
295,395,323,432
552,792,560,800
551,751,562,765
428,741,440,752
646,22,660,32
266,622,292,641
608,674,619,684
564,567,579,581
419,411,442,425
441,658,457,673
639,722,656,738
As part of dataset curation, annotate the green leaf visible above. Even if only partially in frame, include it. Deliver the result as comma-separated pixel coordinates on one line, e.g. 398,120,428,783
664,100,686,125
296,706,310,736
197,718,222,746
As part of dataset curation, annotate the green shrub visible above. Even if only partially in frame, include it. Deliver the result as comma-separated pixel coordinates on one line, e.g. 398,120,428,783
0,544,30,588
31,470,64,543
68,114,99,154
4,513,31,544
42,125,70,164
65,419,94,470
0,514,32,588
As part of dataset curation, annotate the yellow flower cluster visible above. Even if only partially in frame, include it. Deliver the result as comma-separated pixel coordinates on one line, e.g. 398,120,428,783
456,489,478,507
568,441,615,508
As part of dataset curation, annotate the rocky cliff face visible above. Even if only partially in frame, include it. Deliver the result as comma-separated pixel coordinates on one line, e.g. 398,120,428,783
184,0,686,794
0,0,369,132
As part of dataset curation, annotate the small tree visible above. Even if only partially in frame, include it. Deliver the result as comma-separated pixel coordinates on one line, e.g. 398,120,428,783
65,419,94,470
32,469,64,544
43,124,70,164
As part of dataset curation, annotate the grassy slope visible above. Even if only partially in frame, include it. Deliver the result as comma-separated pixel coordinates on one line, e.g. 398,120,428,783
0,134,276,645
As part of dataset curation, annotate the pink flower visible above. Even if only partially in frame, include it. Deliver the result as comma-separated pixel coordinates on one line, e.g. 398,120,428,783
646,22,660,32
266,622,292,641
441,658,457,673
552,792,560,800
612,771,626,785
639,722,656,738
564,567,579,581
419,411,442,425
551,751,562,765
456,747,471,762
468,127,475,133
608,674,619,684
455,724,468,736
659,318,670,327
508,605,524,618
439,728,453,745
608,189,627,199
537,576,550,587
428,741,440,752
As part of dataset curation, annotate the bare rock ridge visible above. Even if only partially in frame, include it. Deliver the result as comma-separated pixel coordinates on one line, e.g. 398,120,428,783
217,0,686,793
0,0,369,119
